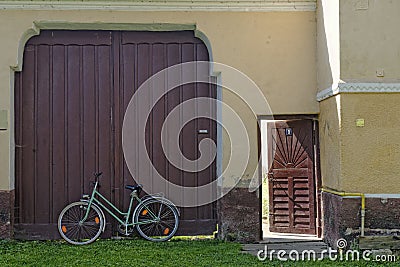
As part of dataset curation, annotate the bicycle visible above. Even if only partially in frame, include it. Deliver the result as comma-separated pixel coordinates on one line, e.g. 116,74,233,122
58,172,179,245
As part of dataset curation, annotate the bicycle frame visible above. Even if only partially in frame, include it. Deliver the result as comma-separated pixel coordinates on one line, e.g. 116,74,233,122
81,181,158,227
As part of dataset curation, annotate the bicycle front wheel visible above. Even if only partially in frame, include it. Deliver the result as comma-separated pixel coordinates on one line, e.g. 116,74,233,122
134,199,179,242
58,201,104,245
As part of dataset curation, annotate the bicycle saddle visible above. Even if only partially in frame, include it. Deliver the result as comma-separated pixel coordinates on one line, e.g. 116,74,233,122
125,184,142,192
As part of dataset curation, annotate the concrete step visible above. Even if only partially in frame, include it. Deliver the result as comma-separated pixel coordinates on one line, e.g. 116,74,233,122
261,237,323,243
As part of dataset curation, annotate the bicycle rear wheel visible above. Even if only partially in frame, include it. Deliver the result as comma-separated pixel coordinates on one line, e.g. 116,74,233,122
58,201,104,245
134,198,179,242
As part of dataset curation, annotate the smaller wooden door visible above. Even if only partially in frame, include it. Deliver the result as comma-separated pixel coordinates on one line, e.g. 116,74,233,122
268,120,316,235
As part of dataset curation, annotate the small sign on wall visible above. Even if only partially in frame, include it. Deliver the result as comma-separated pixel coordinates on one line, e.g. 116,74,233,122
0,110,8,130
356,118,365,127
285,128,293,136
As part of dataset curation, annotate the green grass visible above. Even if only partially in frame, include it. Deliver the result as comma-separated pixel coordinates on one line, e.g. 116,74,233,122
0,238,398,266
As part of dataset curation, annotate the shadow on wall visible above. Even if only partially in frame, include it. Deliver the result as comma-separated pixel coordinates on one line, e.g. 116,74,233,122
317,0,341,247
317,0,335,89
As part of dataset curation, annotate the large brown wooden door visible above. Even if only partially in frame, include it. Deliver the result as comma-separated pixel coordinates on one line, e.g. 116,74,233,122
268,120,316,235
14,30,217,239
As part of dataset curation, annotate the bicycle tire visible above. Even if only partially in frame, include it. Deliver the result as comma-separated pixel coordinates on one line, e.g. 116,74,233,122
58,201,104,245
134,198,179,242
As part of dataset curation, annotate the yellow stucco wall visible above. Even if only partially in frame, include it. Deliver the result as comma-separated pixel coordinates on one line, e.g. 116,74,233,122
0,9,318,190
340,93,400,193
320,93,400,194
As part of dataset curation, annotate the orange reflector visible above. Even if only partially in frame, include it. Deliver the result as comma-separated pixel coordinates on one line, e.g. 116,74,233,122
142,210,148,216
163,228,170,235
61,226,67,233
95,217,100,224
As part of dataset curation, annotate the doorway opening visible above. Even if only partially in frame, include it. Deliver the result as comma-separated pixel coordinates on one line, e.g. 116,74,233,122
260,116,321,240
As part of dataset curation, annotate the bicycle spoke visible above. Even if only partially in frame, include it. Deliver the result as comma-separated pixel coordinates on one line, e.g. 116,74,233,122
156,224,163,237
81,224,96,239
160,209,173,219
149,225,158,237
135,199,178,241
158,203,163,218
160,220,175,229
70,225,80,240
140,222,155,233
58,202,103,245
67,224,79,239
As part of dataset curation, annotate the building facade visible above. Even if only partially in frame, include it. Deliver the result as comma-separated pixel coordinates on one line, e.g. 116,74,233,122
0,0,398,247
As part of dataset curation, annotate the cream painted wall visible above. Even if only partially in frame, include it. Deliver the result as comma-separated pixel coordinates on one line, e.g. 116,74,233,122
318,0,400,193
340,0,400,82
340,93,400,193
335,0,400,193
318,0,400,85
0,10,317,190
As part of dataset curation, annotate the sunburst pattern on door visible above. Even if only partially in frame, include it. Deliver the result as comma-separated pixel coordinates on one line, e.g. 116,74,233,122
268,120,316,235
271,127,309,169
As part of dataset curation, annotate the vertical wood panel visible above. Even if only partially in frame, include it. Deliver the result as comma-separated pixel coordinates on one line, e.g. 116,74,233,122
97,45,113,200
112,32,122,212
51,45,66,220
120,43,136,212
136,43,152,194
210,76,218,221
165,43,183,216
181,43,197,219
36,45,51,223
19,46,36,223
82,46,97,196
151,43,167,195
66,45,82,203
196,43,216,220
